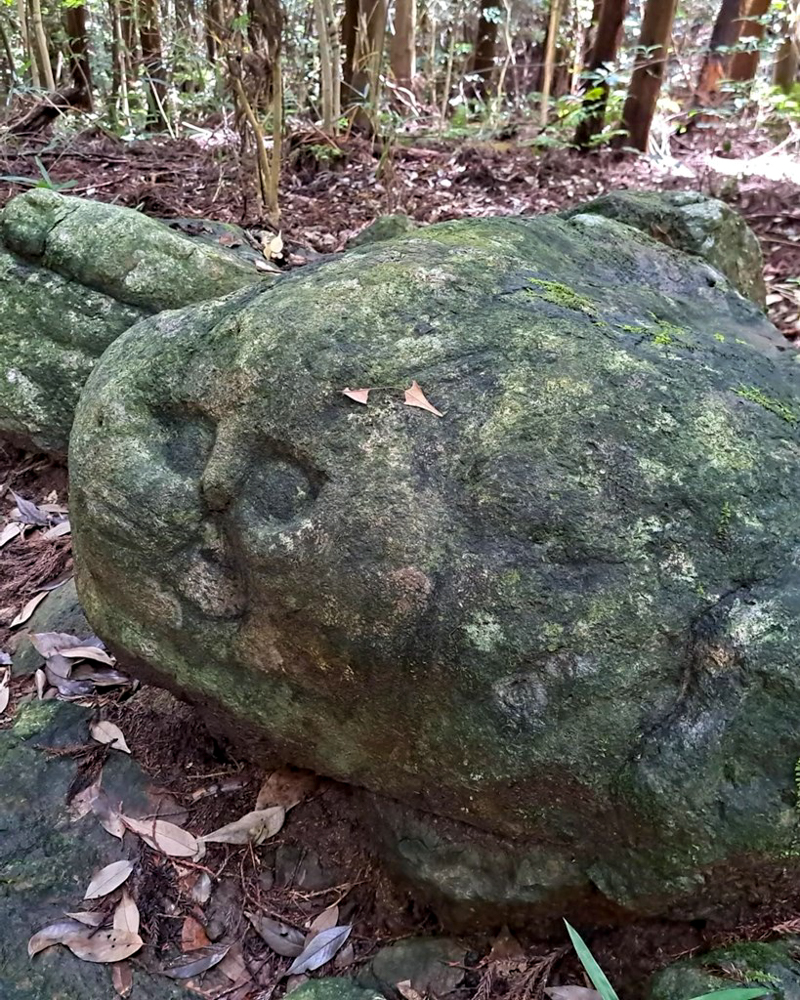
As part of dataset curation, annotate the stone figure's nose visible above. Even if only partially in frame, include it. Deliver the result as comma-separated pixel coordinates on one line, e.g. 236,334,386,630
200,422,249,514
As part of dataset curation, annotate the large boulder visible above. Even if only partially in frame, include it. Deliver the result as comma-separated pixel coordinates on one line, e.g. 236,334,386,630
70,210,800,925
0,190,267,455
561,190,767,307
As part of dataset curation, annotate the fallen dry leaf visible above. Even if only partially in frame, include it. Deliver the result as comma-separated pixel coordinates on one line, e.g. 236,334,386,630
403,380,444,417
0,669,9,715
68,774,102,821
113,961,134,997
84,860,134,899
308,904,339,939
123,814,200,857
488,926,527,975
334,941,355,969
218,943,248,983
190,871,213,904
0,522,21,548
64,927,143,963
266,232,284,258
255,767,318,811
162,944,230,979
28,919,86,956
12,491,49,526
92,788,126,839
64,911,106,927
286,924,352,976
90,720,131,753
35,668,46,699
11,591,48,627
114,890,140,936
181,915,210,952
43,519,71,540
247,913,304,957
60,646,115,666
342,387,370,405
201,805,285,846
397,981,425,1000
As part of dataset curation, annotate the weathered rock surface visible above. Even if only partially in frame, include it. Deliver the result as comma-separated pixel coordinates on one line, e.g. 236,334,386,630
346,213,418,248
70,210,800,924
650,939,800,1000
0,190,267,455
291,980,386,1000
0,699,183,1000
562,190,767,306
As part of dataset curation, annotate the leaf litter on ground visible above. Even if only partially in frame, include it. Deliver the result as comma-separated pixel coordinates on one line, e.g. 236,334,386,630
162,943,230,979
91,720,131,753
404,380,444,417
113,890,140,935
246,913,305,957
122,813,201,858
255,766,318,811
84,859,134,899
11,491,49,526
11,591,48,627
0,667,9,715
201,804,285,846
181,915,211,951
286,924,353,976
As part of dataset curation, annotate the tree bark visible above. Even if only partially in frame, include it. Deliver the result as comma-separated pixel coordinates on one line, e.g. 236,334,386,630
695,0,745,106
29,0,55,89
730,0,771,80
64,2,93,108
390,0,416,89
617,0,678,152
349,0,386,131
471,0,498,98
540,0,566,125
341,0,358,88
573,0,627,150
0,10,17,87
139,0,168,126
772,0,799,90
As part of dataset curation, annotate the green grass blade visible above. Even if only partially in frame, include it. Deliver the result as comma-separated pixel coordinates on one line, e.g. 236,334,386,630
564,921,620,1000
688,989,771,1000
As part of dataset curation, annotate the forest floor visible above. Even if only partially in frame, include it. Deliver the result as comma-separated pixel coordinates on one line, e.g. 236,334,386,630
1,118,800,1000
0,117,798,338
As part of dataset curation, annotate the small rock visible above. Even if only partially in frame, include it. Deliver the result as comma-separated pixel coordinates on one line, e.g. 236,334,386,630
361,938,466,998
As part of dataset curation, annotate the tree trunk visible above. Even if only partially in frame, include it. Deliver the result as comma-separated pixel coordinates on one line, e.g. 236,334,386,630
540,0,566,125
30,0,55,89
390,0,415,89
0,9,17,87
341,0,358,89
471,0,498,98
573,0,627,150
139,0,168,126
64,2,93,108
350,0,387,131
120,0,137,79
772,0,799,90
617,0,678,151
695,0,745,106
729,0,771,80
315,0,334,128
110,0,131,122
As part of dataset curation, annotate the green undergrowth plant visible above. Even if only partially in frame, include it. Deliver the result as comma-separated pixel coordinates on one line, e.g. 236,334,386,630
563,921,772,1000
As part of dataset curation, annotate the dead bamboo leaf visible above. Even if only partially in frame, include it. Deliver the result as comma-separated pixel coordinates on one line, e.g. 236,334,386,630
84,860,134,899
403,380,443,417
255,768,317,811
122,814,200,857
0,522,21,548
308,904,339,939
286,924,352,975
64,927,143,963
181,915,210,952
28,919,86,956
11,591,47,627
162,944,230,979
90,720,131,753
342,387,370,405
113,961,134,997
114,890,140,936
43,519,71,540
60,646,115,666
201,805,285,846
246,912,304,957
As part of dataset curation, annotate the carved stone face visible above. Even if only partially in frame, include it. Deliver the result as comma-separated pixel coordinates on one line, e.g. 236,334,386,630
71,215,800,919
